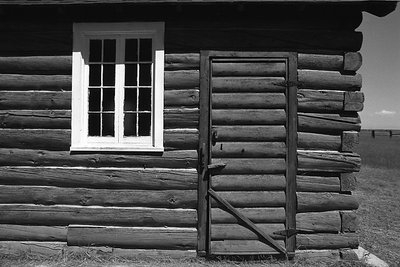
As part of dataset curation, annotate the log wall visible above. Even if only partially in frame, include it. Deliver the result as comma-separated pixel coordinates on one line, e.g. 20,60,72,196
0,3,362,256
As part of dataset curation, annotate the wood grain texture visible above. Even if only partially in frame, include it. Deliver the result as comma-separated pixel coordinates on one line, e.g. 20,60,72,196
214,158,286,174
213,126,286,142
0,110,70,129
165,108,199,129
212,62,286,77
298,53,343,71
211,208,285,224
340,173,357,192
212,142,286,158
0,74,71,91
164,90,199,107
298,70,362,91
211,224,285,240
297,89,344,112
344,91,364,111
0,241,65,258
298,132,341,151
67,226,197,249
164,129,198,150
0,225,67,241
165,53,199,71
340,211,359,232
212,93,286,109
341,131,359,152
0,91,71,110
0,148,197,168
0,185,197,208
297,192,359,212
211,77,286,93
298,113,361,134
212,175,285,191
0,204,197,227
212,109,286,125
211,240,285,255
297,175,340,192
296,211,341,233
343,52,362,72
164,70,199,90
0,56,71,75
298,150,361,173
211,191,286,208
297,233,358,250
0,167,197,189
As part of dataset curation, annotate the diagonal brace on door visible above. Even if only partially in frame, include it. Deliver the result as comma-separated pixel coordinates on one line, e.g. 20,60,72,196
208,189,287,256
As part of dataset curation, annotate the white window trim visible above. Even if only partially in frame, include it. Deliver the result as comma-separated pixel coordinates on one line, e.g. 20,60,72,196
71,22,164,152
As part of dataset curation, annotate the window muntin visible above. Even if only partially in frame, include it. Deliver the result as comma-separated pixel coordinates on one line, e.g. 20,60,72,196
71,22,164,152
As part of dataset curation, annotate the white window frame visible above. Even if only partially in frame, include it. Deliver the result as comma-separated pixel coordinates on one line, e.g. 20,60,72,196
71,22,164,152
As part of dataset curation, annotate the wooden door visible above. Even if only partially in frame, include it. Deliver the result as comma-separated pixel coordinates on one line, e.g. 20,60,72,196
198,52,298,257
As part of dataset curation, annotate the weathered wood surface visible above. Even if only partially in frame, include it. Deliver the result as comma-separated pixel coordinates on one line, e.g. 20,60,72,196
0,167,197,189
211,224,285,240
298,113,361,134
296,211,341,233
213,126,286,142
164,109,199,128
340,211,359,232
67,226,197,249
0,185,197,208
344,91,364,111
297,192,359,212
212,62,286,77
0,241,65,257
0,74,71,91
297,175,340,192
0,225,67,241
298,90,364,112
298,52,362,72
341,131,359,152
164,90,199,107
213,158,286,174
298,132,341,151
0,111,70,129
0,56,71,75
212,77,286,93
211,191,285,208
0,148,197,168
164,70,199,90
0,205,197,227
165,53,199,70
211,208,285,224
210,240,284,255
298,70,362,91
212,93,286,109
340,173,357,192
0,129,198,151
212,109,286,125
0,91,71,110
298,151,361,173
297,233,358,250
212,142,286,158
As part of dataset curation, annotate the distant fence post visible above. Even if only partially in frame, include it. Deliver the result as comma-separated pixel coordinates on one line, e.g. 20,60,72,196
390,130,393,138
371,130,375,138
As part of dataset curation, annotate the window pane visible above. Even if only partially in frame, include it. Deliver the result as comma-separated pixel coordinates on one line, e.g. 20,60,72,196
103,64,115,86
139,88,151,111
88,113,100,136
125,64,137,86
103,89,115,111
125,39,138,62
139,39,152,61
89,64,101,86
89,88,101,111
124,89,137,111
102,113,114,136
103,39,116,62
139,64,151,86
124,113,137,137
89,40,102,62
138,113,151,136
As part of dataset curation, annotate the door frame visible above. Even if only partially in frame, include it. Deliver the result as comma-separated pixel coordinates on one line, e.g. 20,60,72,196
197,51,298,257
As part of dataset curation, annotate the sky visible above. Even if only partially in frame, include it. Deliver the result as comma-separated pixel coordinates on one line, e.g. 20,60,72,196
357,5,400,129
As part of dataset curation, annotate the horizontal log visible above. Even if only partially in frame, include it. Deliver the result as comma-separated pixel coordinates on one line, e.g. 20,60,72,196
0,241,65,258
0,148,197,168
0,205,197,227
211,77,286,93
0,74,71,91
0,91,71,110
164,90,199,107
212,142,286,158
340,173,357,192
212,93,286,109
344,91,364,111
297,192,359,212
296,212,341,233
298,132,341,151
340,211,359,232
298,150,361,173
297,175,340,192
164,129,198,150
298,52,362,72
214,158,286,175
164,70,199,90
212,62,286,77
0,110,70,129
0,167,197,190
165,53,199,71
212,191,285,208
298,113,361,134
212,175,285,191
297,89,343,112
0,56,71,75
164,108,198,129
212,109,286,125
67,226,197,249
211,224,285,240
298,70,362,91
344,52,363,72
297,233,358,250
341,131,359,152
210,240,285,255
211,208,285,224
0,224,67,241
0,185,197,208
213,126,286,142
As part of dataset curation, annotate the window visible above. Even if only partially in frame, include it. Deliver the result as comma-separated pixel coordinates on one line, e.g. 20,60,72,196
71,22,164,152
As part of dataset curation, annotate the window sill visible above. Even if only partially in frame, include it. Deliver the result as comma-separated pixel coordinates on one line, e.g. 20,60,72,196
70,146,164,153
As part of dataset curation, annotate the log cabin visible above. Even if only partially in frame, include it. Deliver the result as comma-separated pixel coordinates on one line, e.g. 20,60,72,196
0,0,397,260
